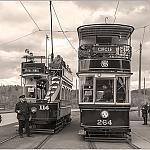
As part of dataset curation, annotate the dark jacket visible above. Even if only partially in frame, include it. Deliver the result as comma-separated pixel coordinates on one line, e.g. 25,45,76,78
141,105,148,117
0,115,1,123
103,88,113,101
15,101,30,120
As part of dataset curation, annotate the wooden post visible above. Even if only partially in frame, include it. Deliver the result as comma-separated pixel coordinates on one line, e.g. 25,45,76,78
138,43,142,117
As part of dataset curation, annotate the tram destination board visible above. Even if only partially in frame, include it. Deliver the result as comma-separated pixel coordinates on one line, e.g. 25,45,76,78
79,59,130,72
21,62,46,74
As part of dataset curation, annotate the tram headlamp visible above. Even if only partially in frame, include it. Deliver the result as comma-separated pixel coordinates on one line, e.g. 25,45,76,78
80,45,85,50
101,110,109,119
31,107,37,113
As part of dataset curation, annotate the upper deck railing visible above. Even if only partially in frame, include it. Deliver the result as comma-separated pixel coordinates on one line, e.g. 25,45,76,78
78,44,132,60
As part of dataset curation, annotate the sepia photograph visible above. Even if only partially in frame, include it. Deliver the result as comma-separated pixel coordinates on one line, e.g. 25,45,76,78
0,0,150,149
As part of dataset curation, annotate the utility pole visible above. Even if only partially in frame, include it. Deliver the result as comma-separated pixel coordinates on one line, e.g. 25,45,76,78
46,34,49,66
49,0,54,62
48,1,54,103
138,42,142,117
76,79,78,104
144,77,146,102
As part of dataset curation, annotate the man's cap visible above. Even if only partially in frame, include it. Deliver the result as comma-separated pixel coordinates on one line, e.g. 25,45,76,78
19,95,25,99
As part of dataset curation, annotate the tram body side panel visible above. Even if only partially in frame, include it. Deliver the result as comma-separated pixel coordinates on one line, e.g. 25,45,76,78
30,102,71,124
80,107,130,128
58,106,71,119
30,103,58,125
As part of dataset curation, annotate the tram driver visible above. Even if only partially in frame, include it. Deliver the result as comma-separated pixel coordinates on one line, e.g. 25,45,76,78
102,85,113,102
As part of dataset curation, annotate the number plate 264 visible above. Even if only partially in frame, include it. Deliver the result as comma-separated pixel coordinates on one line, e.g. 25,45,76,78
97,119,112,126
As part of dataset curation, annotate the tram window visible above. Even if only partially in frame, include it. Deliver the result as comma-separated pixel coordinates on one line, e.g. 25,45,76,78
25,86,35,98
79,76,94,103
95,79,114,103
61,88,65,100
116,77,129,103
96,37,112,45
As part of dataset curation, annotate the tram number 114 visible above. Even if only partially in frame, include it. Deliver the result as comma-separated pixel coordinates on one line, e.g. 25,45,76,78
97,119,112,126
39,105,49,110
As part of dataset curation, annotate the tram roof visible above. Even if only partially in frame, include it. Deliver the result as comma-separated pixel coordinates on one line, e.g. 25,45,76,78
77,24,134,39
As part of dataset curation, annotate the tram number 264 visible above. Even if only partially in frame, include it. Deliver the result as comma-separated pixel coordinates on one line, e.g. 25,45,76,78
97,119,112,126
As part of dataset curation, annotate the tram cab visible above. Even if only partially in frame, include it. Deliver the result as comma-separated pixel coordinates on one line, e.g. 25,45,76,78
77,24,134,140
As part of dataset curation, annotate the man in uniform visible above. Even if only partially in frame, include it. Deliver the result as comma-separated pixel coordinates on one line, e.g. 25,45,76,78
15,95,31,138
0,114,1,123
141,103,148,125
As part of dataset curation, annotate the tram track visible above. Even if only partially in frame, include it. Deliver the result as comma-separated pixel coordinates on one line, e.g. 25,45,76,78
0,134,19,145
34,123,66,149
95,140,140,149
127,140,140,149
88,141,97,149
86,138,140,149
34,134,53,149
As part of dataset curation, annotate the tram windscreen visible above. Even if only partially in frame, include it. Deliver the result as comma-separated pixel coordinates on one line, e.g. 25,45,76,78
95,79,114,103
25,86,36,98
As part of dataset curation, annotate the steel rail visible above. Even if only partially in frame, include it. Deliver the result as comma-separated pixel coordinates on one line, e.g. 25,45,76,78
34,135,52,149
127,141,141,149
88,141,97,149
0,134,19,145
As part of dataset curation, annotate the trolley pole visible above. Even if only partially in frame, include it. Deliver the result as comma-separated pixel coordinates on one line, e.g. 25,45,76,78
138,42,142,117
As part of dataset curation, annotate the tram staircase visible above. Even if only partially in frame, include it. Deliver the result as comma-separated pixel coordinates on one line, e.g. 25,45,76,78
44,76,60,102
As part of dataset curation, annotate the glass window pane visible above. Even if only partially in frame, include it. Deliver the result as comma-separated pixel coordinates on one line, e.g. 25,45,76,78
79,76,93,103
25,86,35,98
116,77,129,103
95,79,114,103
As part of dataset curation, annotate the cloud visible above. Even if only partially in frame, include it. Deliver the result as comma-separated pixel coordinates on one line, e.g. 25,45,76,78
0,1,150,90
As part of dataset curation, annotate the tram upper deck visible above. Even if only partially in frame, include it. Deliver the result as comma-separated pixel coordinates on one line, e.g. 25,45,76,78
21,54,72,102
77,24,134,74
77,24,134,60
21,55,72,79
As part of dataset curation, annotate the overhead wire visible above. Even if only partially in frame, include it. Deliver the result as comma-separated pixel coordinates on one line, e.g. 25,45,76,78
141,26,146,45
40,29,76,33
113,1,119,24
1,1,149,51
19,0,41,31
135,24,150,30
51,2,77,53
0,30,39,47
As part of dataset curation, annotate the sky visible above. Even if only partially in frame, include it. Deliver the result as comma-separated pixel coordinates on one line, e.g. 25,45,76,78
0,0,150,90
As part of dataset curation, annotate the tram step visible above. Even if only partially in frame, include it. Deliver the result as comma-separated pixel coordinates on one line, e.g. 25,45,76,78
31,129,54,134
85,136,127,142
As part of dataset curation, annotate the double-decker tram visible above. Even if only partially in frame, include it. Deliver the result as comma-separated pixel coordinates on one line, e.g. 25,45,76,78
77,24,134,140
21,53,73,133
